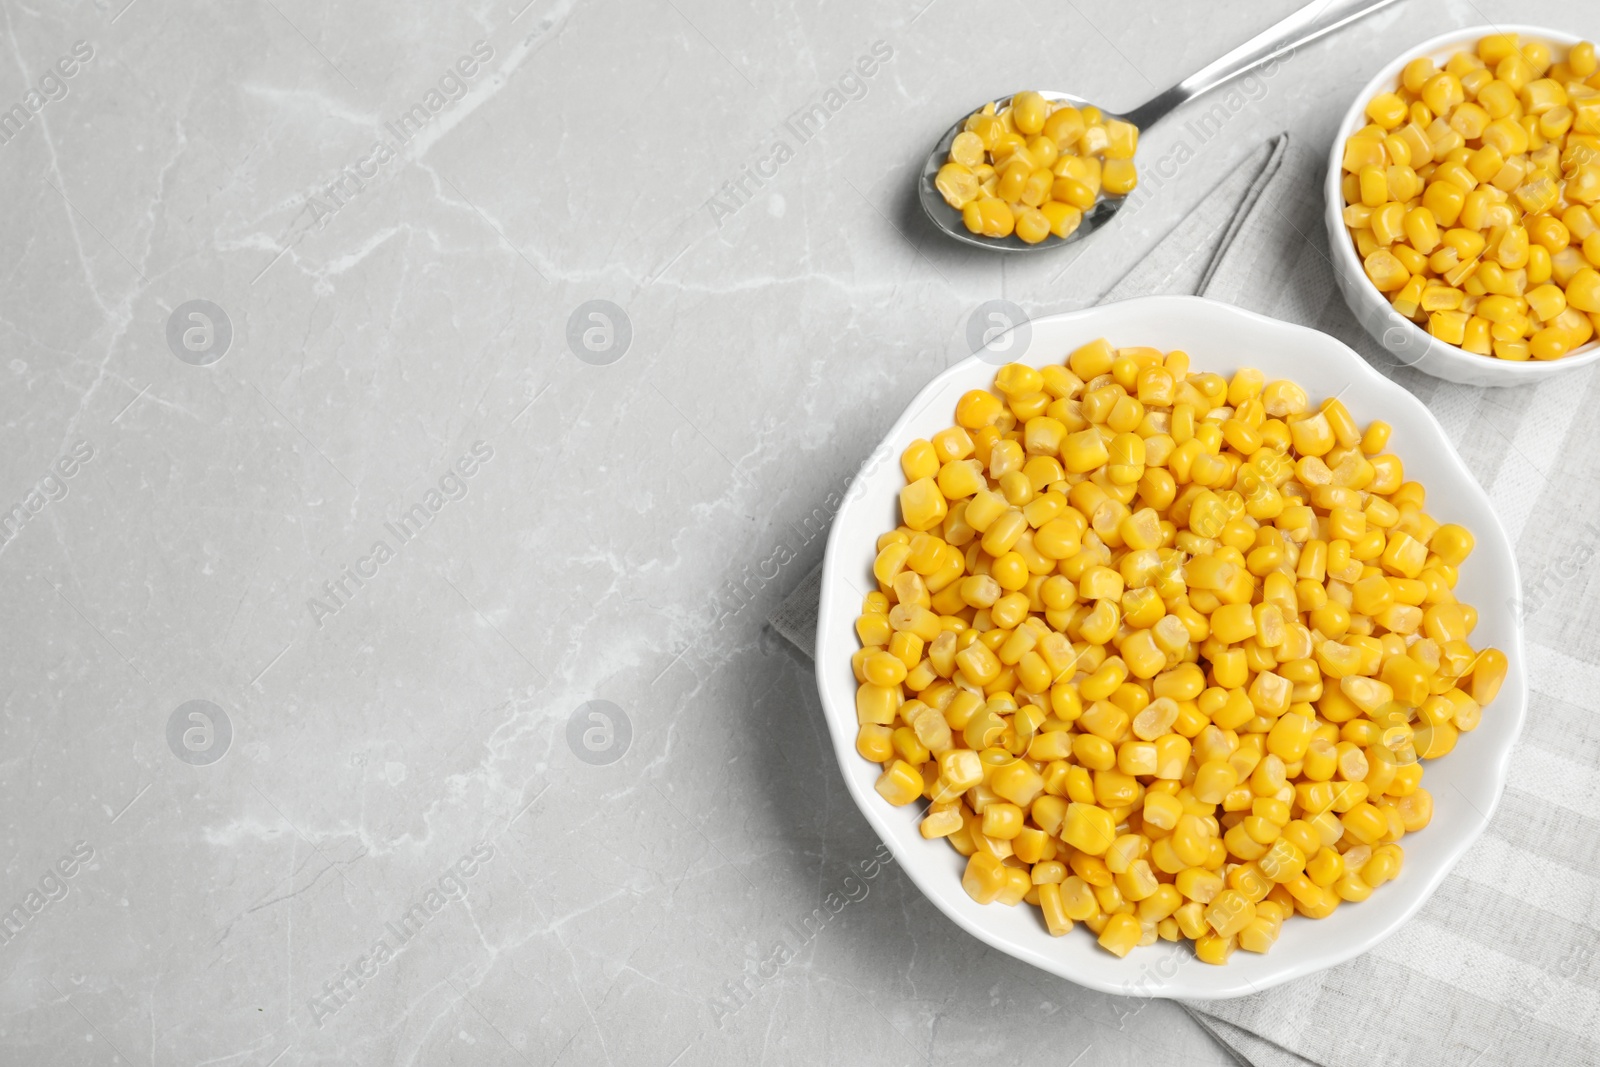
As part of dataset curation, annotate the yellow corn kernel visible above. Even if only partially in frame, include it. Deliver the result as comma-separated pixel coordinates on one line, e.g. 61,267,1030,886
1257,836,1308,883
1031,860,1067,887
1422,71,1465,116
1170,814,1213,868
1192,760,1239,805
1036,880,1074,936
962,851,1009,904
1188,931,1231,965
856,723,894,762
1114,858,1159,903
1061,801,1117,856
1142,790,1184,833
1366,91,1407,129
875,760,924,806
1342,135,1386,172
1204,889,1256,938
855,609,893,647
1102,158,1138,196
1572,40,1598,77
921,802,964,839
1359,165,1389,208
1412,718,1458,759
1423,179,1466,227
1289,412,1336,457
1364,248,1410,291
966,197,1013,238
1381,531,1428,578
1236,913,1280,954
856,680,900,725
1096,912,1142,957
1339,801,1389,845
900,478,948,532
1175,867,1223,905
1363,843,1404,887
862,648,909,688
981,802,1024,840
1396,788,1434,832
1040,104,1084,145
939,161,987,213
1469,647,1508,705
1154,734,1192,781
956,390,1004,431
937,749,983,793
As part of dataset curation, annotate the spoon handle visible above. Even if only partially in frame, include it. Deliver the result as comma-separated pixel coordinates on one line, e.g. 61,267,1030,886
1123,0,1404,131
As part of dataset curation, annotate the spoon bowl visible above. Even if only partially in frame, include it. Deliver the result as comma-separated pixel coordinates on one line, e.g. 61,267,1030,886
917,91,1132,253
918,0,1404,252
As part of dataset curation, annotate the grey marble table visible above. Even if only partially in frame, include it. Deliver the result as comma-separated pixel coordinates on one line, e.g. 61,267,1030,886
0,0,1574,1064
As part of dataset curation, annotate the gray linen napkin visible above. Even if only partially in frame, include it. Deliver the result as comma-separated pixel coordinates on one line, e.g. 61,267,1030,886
771,134,1600,1067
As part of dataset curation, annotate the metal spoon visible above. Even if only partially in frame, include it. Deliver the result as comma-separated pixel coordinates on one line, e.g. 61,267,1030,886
920,0,1404,251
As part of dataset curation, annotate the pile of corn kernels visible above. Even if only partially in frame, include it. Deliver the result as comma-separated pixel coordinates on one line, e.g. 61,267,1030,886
1341,34,1600,360
935,92,1139,244
853,340,1508,963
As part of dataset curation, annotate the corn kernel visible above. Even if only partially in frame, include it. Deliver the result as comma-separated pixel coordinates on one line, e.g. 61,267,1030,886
875,760,924,806
962,852,1009,904
1096,912,1141,957
1204,889,1256,938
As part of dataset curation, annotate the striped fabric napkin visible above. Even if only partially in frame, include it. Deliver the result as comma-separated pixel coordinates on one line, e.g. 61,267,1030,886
772,134,1600,1067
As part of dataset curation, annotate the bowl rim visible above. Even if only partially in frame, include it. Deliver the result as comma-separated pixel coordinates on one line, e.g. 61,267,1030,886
815,294,1528,1000
1323,22,1600,378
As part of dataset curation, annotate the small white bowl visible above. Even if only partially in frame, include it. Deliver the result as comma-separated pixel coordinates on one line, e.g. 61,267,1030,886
1325,24,1600,387
817,296,1527,999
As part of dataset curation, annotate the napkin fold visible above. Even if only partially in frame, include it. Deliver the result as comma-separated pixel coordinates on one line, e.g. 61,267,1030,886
772,133,1600,1067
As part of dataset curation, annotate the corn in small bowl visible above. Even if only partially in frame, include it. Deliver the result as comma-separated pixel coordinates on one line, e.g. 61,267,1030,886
1326,25,1600,386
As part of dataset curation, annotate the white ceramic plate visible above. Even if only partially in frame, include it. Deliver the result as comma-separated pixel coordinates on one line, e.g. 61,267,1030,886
1324,24,1600,387
816,296,1528,999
